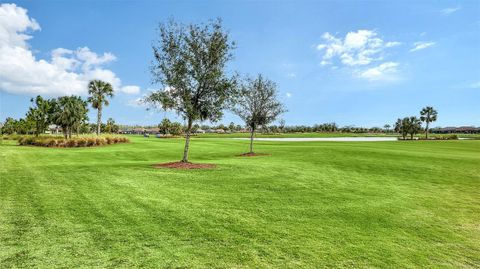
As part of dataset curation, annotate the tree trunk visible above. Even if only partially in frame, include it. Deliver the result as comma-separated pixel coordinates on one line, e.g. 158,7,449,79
249,126,255,154
96,106,102,135
181,119,193,163
64,127,68,139
410,133,414,140
425,122,429,139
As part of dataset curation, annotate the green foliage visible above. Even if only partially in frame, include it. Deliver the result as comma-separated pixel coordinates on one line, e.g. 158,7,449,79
420,106,438,139
157,118,183,136
25,95,56,136
88,80,114,135
52,96,89,138
158,118,172,135
145,18,236,161
169,122,183,136
395,116,422,140
103,118,119,133
231,74,286,153
1,117,18,134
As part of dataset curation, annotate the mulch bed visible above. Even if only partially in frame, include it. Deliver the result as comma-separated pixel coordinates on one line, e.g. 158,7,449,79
237,152,271,157
153,162,216,169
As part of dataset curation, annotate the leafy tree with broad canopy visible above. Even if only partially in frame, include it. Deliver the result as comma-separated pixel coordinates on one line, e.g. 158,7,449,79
144,18,236,163
420,106,438,139
231,74,286,154
88,80,114,135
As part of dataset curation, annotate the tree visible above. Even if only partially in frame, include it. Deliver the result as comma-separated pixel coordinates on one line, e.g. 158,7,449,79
104,118,119,133
158,118,172,135
26,95,54,136
231,74,286,154
88,80,114,135
406,116,422,140
394,118,408,140
395,117,422,140
144,18,236,162
1,117,18,134
420,106,438,139
52,96,88,139
383,124,391,133
228,122,236,132
169,122,183,136
279,119,286,133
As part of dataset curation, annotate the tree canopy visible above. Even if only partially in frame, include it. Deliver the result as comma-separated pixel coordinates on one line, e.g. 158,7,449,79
144,18,237,162
231,74,286,153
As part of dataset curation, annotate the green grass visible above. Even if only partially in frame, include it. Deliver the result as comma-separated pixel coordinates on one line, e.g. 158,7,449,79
1,136,479,268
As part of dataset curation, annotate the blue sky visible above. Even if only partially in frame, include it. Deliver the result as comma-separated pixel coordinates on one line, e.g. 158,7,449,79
0,0,479,127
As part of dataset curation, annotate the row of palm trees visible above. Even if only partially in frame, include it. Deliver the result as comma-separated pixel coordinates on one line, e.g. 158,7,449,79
395,106,438,140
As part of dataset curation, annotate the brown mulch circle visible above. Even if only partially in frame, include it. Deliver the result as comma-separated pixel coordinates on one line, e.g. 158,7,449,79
237,152,271,157
153,162,216,169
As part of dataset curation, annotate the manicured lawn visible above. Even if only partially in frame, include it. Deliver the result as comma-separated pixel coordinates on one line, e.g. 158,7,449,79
1,136,479,268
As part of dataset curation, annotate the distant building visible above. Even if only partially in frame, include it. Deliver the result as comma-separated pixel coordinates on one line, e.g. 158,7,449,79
431,126,480,134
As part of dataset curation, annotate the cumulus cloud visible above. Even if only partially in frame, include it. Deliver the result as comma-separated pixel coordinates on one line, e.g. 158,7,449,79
440,7,461,15
316,30,400,66
358,62,399,81
410,41,435,52
0,3,140,96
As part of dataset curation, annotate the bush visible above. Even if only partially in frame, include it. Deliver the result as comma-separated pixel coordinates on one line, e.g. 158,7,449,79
14,135,129,148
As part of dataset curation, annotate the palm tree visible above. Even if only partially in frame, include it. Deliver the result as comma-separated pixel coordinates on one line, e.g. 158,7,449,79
384,124,391,133
420,106,438,139
53,96,88,139
87,80,114,135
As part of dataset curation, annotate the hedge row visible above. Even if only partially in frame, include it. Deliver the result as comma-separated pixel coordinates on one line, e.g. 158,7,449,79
17,136,129,147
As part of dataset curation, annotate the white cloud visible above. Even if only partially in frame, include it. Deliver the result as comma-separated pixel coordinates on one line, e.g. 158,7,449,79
385,41,402,47
286,92,292,98
440,7,461,15
286,72,296,78
410,41,435,52
316,30,399,66
120,85,140,94
0,3,140,96
358,62,399,81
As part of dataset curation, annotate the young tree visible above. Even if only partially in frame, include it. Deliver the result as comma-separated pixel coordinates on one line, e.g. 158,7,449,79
144,19,236,163
88,80,114,135
420,106,438,139
231,74,286,154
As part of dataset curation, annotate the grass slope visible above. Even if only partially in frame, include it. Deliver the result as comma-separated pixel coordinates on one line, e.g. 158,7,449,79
1,136,479,268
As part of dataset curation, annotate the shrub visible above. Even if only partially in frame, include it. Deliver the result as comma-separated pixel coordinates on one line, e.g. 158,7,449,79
14,135,129,148
66,139,77,147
